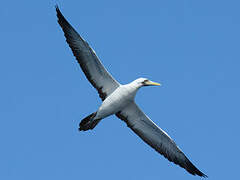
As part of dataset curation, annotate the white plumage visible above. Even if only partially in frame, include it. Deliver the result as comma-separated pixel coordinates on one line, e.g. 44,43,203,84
56,6,207,177
96,78,150,119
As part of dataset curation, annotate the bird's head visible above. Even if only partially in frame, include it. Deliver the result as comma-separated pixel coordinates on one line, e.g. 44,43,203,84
133,78,161,88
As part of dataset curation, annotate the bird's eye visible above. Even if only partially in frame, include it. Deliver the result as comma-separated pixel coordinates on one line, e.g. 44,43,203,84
142,80,148,84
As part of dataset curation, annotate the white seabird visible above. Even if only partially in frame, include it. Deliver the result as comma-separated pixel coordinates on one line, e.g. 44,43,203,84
56,6,207,177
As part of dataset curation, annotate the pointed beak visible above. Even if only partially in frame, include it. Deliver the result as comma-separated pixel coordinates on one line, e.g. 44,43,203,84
145,80,161,86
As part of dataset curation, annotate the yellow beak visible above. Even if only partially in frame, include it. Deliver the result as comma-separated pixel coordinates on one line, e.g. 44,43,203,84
146,81,161,86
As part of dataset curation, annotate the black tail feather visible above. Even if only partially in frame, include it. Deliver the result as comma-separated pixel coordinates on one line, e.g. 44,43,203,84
79,112,100,131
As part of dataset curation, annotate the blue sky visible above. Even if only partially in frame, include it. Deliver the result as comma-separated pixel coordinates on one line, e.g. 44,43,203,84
0,0,239,179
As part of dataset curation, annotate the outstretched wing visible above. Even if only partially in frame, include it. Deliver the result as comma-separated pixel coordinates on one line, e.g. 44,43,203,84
56,6,120,100
116,102,207,177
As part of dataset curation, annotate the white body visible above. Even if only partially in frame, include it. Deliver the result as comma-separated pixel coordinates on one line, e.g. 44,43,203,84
95,81,140,119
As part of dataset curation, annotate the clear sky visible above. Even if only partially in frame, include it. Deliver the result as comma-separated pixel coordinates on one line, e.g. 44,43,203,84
0,0,239,179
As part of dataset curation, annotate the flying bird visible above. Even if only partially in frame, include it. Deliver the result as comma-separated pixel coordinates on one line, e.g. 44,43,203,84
56,6,207,177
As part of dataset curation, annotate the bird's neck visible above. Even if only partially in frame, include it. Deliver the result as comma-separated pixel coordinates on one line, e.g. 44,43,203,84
123,83,142,100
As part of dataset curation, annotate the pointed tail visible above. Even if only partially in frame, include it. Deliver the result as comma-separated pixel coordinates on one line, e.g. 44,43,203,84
79,112,101,131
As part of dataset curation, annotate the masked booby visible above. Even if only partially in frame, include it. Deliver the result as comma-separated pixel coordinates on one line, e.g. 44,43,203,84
56,6,207,177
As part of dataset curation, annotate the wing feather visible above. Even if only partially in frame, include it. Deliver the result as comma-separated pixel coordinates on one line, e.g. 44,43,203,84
56,6,119,100
116,102,207,177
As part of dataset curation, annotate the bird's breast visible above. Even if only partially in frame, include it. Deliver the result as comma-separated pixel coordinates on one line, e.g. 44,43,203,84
96,85,137,119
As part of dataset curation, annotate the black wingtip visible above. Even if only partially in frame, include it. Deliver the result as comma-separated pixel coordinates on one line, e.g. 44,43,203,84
55,5,65,20
197,171,208,178
55,4,72,28
202,174,208,178
193,168,208,178
185,159,208,178
201,172,208,178
55,4,61,16
55,5,60,15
